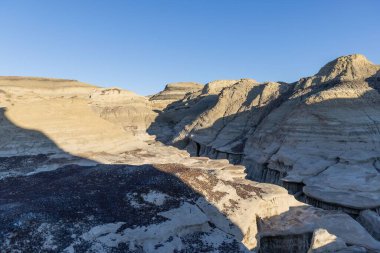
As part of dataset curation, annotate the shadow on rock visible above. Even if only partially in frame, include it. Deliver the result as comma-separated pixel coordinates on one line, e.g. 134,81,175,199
0,107,249,252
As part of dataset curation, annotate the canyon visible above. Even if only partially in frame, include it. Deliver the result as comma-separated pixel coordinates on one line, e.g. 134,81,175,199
1,54,380,252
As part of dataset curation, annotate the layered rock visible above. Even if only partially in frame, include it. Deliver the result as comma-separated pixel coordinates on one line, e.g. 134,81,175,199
258,206,380,252
154,54,380,216
0,75,304,252
173,79,292,153
149,82,203,109
308,54,379,85
89,87,157,136
357,210,380,241
247,55,380,213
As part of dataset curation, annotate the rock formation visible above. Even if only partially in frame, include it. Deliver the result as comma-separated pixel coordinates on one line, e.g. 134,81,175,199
152,54,380,215
89,87,157,136
307,229,347,253
1,54,380,252
149,82,203,109
201,79,240,95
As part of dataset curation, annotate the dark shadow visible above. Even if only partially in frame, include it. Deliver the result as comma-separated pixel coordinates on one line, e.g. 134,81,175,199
0,107,249,252
147,94,219,144
367,69,380,93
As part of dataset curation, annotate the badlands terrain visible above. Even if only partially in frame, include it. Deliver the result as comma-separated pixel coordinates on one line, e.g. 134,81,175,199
1,54,380,253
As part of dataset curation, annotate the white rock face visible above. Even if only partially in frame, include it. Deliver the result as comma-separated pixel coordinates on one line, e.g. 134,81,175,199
156,54,380,214
258,206,380,252
307,229,347,253
172,79,290,152
314,54,379,84
89,87,157,136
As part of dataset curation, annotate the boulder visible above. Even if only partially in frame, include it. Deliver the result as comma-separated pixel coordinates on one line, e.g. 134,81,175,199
307,229,347,253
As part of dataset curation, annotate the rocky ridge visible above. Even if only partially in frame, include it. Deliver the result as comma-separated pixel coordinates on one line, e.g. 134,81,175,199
151,54,380,214
149,82,203,109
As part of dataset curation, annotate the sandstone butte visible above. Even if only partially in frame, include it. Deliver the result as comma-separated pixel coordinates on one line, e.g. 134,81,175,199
1,54,380,253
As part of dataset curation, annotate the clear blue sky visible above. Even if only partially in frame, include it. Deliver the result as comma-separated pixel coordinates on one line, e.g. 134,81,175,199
0,1,379,95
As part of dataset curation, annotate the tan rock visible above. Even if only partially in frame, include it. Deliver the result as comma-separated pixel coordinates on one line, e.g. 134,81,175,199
89,87,157,135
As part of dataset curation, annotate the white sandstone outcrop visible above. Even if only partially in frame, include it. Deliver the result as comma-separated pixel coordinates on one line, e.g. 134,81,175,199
89,87,157,136
149,82,203,109
155,54,380,215
307,229,347,253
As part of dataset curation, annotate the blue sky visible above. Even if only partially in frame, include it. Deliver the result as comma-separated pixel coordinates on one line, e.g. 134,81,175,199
0,0,379,95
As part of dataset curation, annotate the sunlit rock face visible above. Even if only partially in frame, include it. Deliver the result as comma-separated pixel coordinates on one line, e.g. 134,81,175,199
201,79,241,95
89,87,158,136
157,54,380,215
0,79,147,159
1,55,380,253
149,82,203,109
244,55,380,213
306,229,347,253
